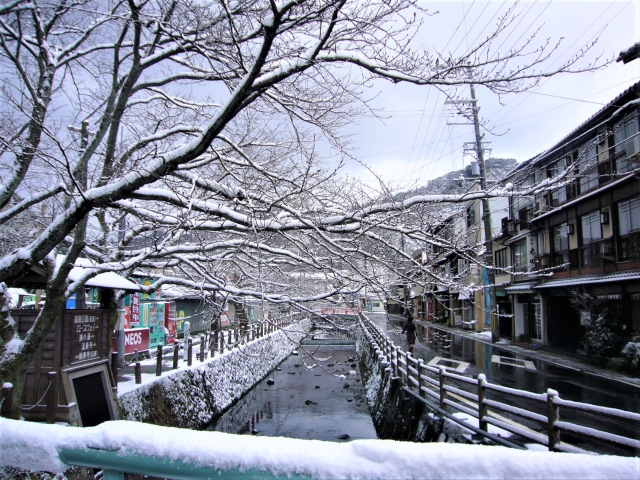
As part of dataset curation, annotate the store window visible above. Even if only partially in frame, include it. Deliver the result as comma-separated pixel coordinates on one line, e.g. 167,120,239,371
631,294,640,332
617,195,640,261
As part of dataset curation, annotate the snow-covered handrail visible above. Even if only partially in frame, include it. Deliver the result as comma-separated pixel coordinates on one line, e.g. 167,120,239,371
357,313,640,456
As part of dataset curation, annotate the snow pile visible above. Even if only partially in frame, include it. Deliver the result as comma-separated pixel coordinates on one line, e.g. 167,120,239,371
0,417,636,479
118,320,311,429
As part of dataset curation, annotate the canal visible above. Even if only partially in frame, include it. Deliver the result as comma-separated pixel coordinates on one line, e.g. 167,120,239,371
208,343,377,441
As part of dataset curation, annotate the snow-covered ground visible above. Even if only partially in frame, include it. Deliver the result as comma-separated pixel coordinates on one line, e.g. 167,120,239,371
1,417,637,479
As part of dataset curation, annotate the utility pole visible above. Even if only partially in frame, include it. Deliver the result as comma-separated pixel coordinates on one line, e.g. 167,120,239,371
469,85,498,343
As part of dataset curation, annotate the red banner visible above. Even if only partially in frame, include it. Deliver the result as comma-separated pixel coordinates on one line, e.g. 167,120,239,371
123,328,149,355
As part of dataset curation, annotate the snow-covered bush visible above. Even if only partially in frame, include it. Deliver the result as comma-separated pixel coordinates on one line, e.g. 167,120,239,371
570,289,621,357
621,337,640,369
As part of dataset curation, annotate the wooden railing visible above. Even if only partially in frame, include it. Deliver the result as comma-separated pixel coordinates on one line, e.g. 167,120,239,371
359,313,640,455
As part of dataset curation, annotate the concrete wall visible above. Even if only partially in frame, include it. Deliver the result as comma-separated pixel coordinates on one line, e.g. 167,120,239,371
355,325,470,443
118,319,311,430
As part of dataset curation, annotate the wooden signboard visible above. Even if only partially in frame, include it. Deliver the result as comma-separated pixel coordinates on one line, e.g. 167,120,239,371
13,308,117,425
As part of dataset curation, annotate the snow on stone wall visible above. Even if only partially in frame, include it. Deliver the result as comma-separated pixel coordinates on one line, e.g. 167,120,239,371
355,319,469,443
118,320,311,430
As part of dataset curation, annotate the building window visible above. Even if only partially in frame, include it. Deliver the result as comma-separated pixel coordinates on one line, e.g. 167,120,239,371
614,113,639,156
551,223,570,268
550,187,567,207
614,113,639,175
495,248,508,269
617,195,640,261
578,143,599,194
512,240,527,273
580,210,604,267
466,203,476,227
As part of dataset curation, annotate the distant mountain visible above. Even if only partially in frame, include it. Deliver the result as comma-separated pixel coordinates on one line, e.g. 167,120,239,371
394,158,517,200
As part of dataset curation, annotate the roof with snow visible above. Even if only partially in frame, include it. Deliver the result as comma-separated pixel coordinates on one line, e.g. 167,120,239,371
617,41,640,64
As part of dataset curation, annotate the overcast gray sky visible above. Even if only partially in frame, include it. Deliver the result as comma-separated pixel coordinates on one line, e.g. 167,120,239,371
337,0,639,192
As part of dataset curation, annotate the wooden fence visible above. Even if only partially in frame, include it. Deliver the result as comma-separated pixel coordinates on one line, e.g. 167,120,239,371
359,313,640,455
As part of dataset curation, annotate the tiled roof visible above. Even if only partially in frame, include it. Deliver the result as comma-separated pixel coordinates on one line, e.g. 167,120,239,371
535,269,640,288
505,282,538,292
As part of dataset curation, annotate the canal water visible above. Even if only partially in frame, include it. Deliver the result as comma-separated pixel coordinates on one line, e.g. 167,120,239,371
208,344,377,441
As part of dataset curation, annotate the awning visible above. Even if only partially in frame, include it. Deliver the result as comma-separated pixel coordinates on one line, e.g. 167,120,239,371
535,270,640,289
504,282,538,293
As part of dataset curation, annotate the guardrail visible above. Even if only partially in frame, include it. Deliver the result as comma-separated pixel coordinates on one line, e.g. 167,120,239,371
359,313,640,455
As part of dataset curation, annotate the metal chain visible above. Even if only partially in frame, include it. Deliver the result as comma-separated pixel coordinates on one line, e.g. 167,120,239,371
19,381,52,411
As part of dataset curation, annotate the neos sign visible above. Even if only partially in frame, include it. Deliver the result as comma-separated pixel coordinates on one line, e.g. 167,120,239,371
123,328,149,355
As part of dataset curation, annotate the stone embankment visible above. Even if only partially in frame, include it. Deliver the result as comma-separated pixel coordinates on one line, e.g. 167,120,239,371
118,320,311,430
355,320,469,443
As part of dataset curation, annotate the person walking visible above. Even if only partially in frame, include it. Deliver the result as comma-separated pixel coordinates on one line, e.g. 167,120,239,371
402,312,417,355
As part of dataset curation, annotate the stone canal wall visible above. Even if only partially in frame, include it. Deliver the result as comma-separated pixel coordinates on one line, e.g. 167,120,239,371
118,320,312,430
355,320,469,443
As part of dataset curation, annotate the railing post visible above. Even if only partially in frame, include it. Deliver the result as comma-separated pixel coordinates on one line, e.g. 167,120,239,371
110,351,118,392
172,343,179,369
439,367,447,410
220,330,224,352
156,345,163,377
188,338,193,366
212,327,219,356
547,388,560,451
227,329,232,350
477,373,487,432
393,346,399,377
418,359,425,397
200,334,206,361
45,372,57,424
1,382,12,418
402,351,409,385
134,350,141,384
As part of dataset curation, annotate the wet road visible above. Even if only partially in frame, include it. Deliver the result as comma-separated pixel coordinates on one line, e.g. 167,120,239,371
367,312,640,455
208,345,377,442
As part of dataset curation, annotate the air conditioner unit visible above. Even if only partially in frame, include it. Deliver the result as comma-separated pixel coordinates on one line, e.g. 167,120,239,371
626,136,640,162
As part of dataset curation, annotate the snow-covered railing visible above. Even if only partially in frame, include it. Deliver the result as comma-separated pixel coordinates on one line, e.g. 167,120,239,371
114,313,306,386
312,307,361,315
358,313,640,456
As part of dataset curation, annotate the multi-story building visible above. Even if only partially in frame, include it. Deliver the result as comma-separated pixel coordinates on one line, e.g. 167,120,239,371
496,80,640,354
